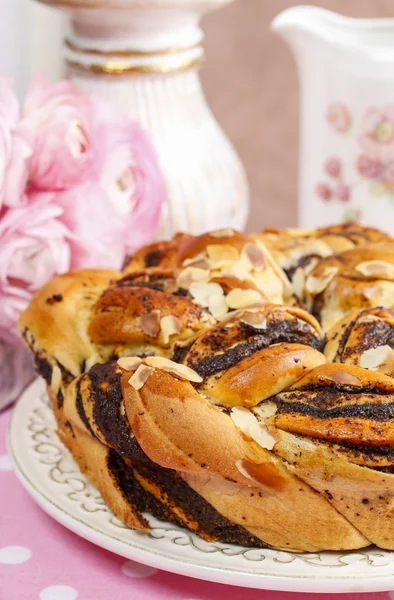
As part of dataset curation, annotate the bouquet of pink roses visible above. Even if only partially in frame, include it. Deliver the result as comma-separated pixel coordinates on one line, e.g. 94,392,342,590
0,74,165,409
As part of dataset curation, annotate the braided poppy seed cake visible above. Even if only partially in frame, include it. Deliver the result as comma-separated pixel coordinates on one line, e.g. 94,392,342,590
18,224,394,552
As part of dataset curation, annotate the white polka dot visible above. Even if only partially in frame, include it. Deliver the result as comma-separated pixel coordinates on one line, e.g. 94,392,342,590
0,454,13,471
121,560,157,578
39,586,78,600
0,546,32,564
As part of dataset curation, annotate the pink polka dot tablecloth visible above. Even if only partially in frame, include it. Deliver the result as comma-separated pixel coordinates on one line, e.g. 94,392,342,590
1,406,394,600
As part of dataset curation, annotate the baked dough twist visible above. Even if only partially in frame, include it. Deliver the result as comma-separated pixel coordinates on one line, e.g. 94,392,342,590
19,224,394,551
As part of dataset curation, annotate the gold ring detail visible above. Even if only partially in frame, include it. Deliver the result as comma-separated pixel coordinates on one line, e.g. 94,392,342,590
65,38,204,58
66,56,203,76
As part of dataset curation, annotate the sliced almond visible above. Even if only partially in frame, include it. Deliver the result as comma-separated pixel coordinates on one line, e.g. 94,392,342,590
241,243,267,271
128,364,154,390
240,313,268,329
210,228,235,238
160,315,183,344
235,459,268,486
355,260,394,278
226,261,253,281
253,401,278,420
249,422,278,450
357,314,382,324
235,459,260,485
206,244,240,266
225,288,263,309
303,257,320,277
360,345,394,371
117,356,143,371
145,356,203,383
189,281,224,307
253,270,284,302
208,293,229,319
176,267,210,289
306,266,338,295
323,370,362,387
139,310,161,337
50,364,62,395
292,267,305,300
182,252,207,268
230,406,258,436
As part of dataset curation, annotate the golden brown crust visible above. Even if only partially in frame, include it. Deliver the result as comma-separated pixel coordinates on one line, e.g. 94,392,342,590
18,269,119,377
89,269,206,350
120,367,367,551
273,430,394,549
303,243,394,330
17,224,394,552
259,223,391,272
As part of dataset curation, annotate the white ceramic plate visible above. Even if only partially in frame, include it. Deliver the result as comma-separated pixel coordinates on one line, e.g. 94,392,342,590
8,379,394,594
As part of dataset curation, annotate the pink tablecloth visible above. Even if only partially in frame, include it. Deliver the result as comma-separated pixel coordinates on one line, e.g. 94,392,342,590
1,407,393,600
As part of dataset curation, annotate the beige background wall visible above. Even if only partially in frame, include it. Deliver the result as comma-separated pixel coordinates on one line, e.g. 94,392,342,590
200,0,394,232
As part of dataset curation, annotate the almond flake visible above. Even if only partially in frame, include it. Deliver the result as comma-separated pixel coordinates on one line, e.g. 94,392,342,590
210,228,235,238
176,267,209,289
357,314,382,324
117,356,143,371
253,401,278,420
303,257,320,277
241,243,267,271
323,370,362,387
182,252,207,268
360,345,394,371
306,266,338,295
226,261,253,281
160,315,183,344
189,281,224,308
292,267,305,300
355,260,394,278
253,270,284,302
189,259,210,270
240,313,267,329
235,460,263,486
249,422,278,450
50,365,62,395
208,293,229,319
145,356,203,382
139,310,161,337
230,406,258,436
128,364,154,390
206,244,240,266
225,288,263,309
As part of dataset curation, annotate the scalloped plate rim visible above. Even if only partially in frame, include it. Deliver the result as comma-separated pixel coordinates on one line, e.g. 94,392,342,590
7,378,394,594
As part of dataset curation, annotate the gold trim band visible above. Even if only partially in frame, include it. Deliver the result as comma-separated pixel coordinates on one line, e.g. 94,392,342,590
66,56,203,75
65,38,204,58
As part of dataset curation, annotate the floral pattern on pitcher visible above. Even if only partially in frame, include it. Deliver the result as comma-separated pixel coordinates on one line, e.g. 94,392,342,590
316,103,394,222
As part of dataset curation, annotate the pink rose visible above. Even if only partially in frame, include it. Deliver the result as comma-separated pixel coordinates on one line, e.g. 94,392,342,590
0,196,71,339
0,79,31,209
327,103,351,134
56,182,126,270
98,117,166,253
18,74,96,191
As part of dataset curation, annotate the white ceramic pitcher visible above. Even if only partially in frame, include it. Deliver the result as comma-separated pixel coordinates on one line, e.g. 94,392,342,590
273,6,394,233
